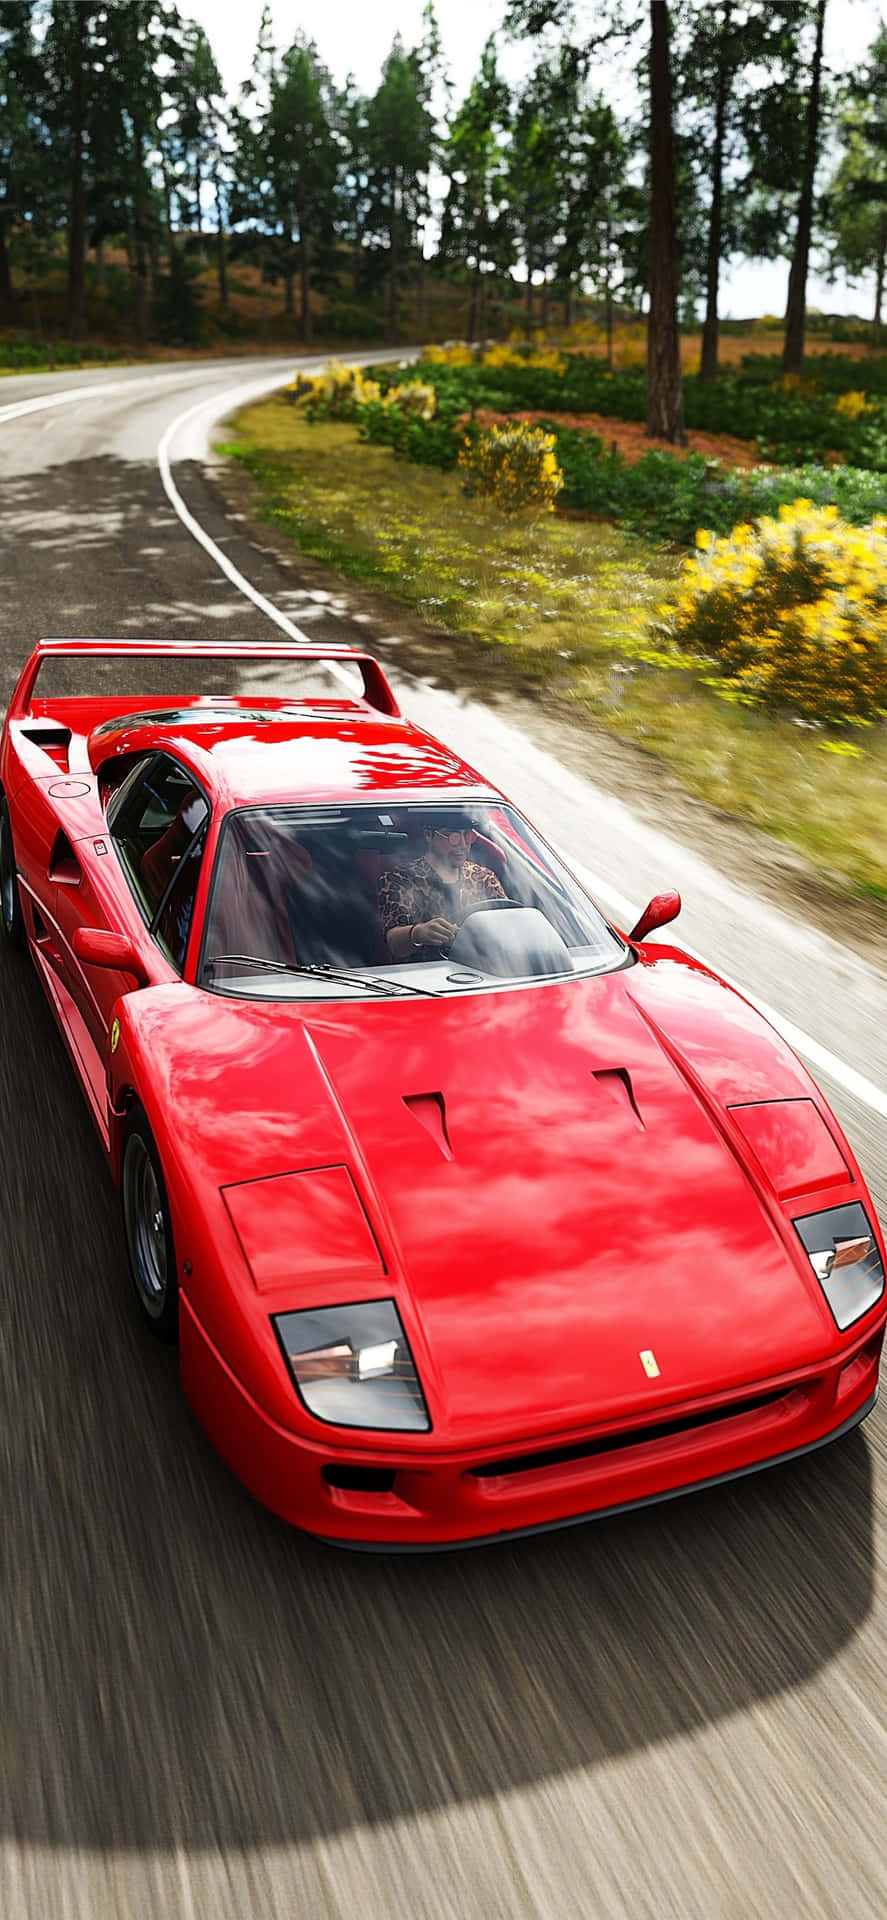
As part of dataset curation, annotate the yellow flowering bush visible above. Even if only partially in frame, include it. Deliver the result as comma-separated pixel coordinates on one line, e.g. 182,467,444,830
422,342,475,366
287,360,379,418
458,424,564,517
776,370,819,398
479,343,566,374
480,343,524,370
382,379,437,421
658,500,887,721
834,389,871,420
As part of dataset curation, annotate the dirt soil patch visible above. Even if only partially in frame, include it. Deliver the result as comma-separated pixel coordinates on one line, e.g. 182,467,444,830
471,409,763,469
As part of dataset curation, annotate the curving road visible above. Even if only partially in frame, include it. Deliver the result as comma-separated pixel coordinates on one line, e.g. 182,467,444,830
1,356,886,1918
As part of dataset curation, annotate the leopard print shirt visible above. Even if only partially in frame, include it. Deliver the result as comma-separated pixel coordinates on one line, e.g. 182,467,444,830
377,855,506,956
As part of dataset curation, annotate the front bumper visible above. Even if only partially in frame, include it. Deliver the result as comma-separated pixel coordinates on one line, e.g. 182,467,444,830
180,1293,884,1549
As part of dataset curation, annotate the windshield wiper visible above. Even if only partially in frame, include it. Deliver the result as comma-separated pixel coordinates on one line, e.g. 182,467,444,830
204,954,436,997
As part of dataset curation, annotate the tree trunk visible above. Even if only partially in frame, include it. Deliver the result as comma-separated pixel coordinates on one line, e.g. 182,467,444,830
0,216,11,302
605,272,614,370
875,218,886,327
387,168,398,345
132,119,149,342
417,248,427,332
699,0,731,384
94,235,105,290
646,0,685,441
161,158,176,260
782,0,827,374
215,176,228,310
298,192,311,344
352,216,363,294
563,277,573,329
467,257,481,341
524,266,533,333
66,4,87,340
194,157,204,261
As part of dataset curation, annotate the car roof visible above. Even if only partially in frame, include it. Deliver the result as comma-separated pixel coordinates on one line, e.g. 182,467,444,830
91,703,491,810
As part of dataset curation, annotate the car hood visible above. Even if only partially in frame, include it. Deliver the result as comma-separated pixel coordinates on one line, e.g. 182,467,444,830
120,957,842,1447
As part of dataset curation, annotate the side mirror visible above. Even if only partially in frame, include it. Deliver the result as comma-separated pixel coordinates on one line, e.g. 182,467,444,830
628,890,681,944
73,925,150,987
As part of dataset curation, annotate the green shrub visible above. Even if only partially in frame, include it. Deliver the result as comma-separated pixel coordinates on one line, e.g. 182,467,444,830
458,423,564,516
549,427,887,544
355,399,463,469
657,500,887,722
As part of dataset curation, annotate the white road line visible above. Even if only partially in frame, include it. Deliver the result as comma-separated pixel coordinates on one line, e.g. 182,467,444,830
0,362,231,428
157,384,315,643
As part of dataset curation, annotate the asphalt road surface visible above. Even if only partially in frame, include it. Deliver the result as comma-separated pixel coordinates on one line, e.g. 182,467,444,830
1,357,886,1919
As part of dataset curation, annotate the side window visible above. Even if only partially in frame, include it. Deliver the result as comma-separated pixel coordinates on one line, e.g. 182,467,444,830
154,828,206,971
109,753,209,968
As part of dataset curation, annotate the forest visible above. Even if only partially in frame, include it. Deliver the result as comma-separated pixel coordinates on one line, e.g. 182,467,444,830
0,0,884,422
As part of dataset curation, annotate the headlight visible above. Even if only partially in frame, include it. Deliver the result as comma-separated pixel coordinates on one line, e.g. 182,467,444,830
273,1299,430,1431
794,1202,885,1330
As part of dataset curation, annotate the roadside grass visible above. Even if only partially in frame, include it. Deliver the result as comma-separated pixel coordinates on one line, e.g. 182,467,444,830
222,395,887,901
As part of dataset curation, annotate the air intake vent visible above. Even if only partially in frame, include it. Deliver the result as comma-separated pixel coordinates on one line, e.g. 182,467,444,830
22,725,71,772
403,1091,452,1160
469,1387,794,1480
49,831,81,886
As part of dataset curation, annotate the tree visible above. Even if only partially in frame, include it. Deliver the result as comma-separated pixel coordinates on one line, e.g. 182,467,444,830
43,0,172,339
822,26,887,326
230,19,339,340
781,0,827,371
335,80,373,296
561,94,639,355
165,20,226,269
0,3,51,304
507,59,564,329
439,38,511,339
366,38,435,343
43,0,96,337
268,38,339,338
646,0,684,440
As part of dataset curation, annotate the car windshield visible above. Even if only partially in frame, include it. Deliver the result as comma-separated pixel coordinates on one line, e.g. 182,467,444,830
200,801,626,999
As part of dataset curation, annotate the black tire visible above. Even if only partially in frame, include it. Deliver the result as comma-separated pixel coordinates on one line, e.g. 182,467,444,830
121,1110,179,1343
0,796,25,948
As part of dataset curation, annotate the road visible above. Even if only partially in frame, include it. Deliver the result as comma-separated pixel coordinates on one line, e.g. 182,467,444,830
0,356,885,1919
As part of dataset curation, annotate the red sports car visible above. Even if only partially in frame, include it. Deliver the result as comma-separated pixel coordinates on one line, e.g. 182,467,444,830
2,638,884,1548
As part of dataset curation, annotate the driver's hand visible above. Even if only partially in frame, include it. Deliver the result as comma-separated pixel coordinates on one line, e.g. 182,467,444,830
416,916,457,948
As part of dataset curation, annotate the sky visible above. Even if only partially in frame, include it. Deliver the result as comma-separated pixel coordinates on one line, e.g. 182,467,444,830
185,0,887,322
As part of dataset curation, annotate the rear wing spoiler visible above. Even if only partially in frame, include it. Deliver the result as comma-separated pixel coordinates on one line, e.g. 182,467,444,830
8,639,401,720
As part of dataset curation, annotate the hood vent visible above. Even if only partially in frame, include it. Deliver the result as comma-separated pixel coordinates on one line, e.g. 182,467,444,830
592,1066,644,1130
404,1091,453,1161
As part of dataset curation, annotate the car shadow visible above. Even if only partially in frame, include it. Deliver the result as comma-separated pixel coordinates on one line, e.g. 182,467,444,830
0,941,875,1854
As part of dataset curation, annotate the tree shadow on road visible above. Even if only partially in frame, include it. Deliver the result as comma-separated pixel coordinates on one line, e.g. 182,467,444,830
0,940,876,1854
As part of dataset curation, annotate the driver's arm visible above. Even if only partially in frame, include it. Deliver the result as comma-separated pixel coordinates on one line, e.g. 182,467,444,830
387,915,455,960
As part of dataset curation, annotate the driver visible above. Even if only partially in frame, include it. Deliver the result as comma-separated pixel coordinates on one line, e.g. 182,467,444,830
378,812,507,961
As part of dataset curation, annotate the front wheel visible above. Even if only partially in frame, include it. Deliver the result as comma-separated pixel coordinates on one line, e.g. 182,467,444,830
121,1111,179,1343
0,797,24,948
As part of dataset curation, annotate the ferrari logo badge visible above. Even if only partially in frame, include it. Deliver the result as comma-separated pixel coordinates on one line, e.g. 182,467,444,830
639,1349,660,1379
110,1017,120,1054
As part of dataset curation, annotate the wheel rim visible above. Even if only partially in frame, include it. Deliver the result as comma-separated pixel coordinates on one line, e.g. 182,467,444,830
0,811,16,933
123,1136,168,1317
